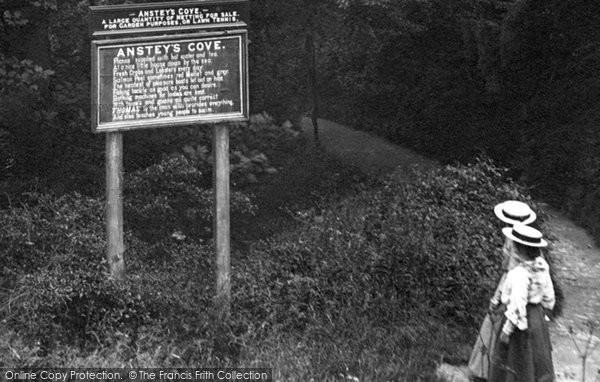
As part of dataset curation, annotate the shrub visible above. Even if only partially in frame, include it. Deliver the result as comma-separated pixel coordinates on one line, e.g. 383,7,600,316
0,193,105,284
0,114,302,358
0,192,217,353
0,192,133,348
234,158,553,336
0,156,562,375
124,153,256,242
176,113,301,185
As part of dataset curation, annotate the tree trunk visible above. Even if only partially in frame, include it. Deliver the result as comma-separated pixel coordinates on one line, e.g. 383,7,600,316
305,32,320,147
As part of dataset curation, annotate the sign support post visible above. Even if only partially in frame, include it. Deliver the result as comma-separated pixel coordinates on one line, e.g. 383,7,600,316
213,123,231,318
106,131,125,281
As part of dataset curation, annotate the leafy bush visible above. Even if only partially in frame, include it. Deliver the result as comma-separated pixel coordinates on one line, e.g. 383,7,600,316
0,193,105,283
0,113,304,356
234,158,554,335
1,155,562,377
0,191,220,356
124,153,256,242
113,114,303,242
0,193,130,347
177,113,301,185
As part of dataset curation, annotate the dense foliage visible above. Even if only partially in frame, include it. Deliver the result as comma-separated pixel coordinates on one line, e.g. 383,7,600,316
0,189,219,362
237,158,554,332
2,0,598,241
1,154,557,379
0,0,99,197
0,115,300,354
251,0,600,242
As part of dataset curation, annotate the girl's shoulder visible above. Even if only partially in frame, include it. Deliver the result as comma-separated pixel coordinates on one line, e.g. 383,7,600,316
506,257,550,282
505,264,530,285
533,256,550,270
507,265,529,277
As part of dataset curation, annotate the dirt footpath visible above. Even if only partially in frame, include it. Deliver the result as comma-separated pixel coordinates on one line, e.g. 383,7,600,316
302,117,600,382
301,117,436,179
542,207,600,382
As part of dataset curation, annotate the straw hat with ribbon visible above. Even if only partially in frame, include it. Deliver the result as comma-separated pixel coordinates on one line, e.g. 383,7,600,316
502,223,548,248
494,200,536,225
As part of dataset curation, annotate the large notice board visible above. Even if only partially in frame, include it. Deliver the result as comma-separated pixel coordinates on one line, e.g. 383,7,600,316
92,31,248,132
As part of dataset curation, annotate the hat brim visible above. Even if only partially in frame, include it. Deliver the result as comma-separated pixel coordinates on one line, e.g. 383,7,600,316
502,227,548,247
494,203,537,225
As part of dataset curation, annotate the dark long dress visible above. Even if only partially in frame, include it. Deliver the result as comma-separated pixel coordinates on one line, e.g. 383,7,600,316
488,304,554,382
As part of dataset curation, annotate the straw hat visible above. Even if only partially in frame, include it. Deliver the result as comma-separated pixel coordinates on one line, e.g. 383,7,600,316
502,223,548,248
494,200,536,225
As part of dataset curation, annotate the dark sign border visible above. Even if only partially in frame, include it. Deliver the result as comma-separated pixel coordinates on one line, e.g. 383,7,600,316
90,0,249,37
91,30,248,133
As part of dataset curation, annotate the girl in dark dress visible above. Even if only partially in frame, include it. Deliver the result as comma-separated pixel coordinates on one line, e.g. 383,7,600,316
488,223,555,382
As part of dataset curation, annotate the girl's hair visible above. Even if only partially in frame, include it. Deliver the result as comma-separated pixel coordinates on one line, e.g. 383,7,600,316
514,241,541,260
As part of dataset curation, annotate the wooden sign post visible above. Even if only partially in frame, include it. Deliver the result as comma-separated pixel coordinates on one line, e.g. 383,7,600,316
90,1,249,315
106,132,125,281
213,123,230,317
